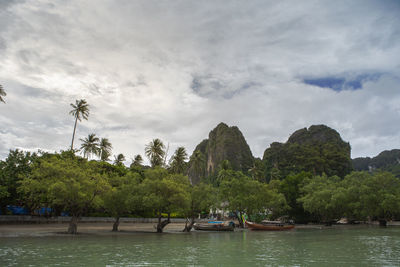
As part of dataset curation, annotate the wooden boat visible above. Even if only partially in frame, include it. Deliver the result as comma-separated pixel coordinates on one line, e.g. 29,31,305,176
245,221,295,231
193,221,235,231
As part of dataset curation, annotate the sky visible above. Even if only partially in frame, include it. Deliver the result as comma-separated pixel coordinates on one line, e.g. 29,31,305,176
0,0,399,163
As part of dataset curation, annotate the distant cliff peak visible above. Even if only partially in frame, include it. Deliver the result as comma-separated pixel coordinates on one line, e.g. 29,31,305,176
263,124,352,179
188,122,254,184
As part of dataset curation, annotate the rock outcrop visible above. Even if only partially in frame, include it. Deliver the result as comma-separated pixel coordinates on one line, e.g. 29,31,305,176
188,122,254,184
263,125,352,179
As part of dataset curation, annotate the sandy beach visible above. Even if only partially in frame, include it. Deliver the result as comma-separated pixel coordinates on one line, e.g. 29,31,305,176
0,222,188,237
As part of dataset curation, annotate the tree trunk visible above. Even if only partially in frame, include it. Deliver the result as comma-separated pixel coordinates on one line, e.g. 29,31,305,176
68,215,79,234
71,116,78,150
0,205,7,215
183,216,196,232
156,213,171,233
112,217,120,232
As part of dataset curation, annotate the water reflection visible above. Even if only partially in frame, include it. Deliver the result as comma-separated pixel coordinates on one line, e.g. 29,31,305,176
0,226,399,266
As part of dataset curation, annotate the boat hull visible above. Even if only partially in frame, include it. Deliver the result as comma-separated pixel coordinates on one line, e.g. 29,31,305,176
193,223,234,231
246,221,295,231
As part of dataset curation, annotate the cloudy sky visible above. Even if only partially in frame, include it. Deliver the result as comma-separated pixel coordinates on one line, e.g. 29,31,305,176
0,0,399,163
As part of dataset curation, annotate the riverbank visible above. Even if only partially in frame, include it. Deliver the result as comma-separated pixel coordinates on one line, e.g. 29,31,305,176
2,221,400,237
0,222,190,237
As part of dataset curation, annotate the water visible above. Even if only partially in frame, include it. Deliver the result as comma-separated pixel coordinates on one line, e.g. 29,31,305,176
1,226,400,266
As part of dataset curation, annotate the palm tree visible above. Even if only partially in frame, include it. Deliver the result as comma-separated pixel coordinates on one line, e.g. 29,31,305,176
99,138,112,161
169,147,188,174
80,133,100,159
145,138,165,167
69,99,89,150
0,84,6,103
191,150,205,175
131,154,143,166
188,150,206,184
114,153,126,165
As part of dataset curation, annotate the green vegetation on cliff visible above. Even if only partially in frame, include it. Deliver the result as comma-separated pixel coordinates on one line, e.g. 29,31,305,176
353,149,400,177
263,125,352,180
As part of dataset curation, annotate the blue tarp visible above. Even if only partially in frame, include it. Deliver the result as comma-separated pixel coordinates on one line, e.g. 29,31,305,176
7,205,29,215
35,207,52,216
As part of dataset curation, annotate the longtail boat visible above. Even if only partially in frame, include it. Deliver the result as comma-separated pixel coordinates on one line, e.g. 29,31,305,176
245,221,295,231
193,221,235,231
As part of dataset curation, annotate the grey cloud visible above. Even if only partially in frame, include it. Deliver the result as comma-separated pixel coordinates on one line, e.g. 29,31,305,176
0,0,399,161
0,0,26,9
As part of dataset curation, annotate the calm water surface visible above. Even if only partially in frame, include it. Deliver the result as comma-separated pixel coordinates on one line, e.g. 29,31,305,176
1,226,400,266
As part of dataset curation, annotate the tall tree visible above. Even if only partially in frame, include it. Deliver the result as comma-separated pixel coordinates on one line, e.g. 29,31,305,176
182,183,217,232
299,174,343,224
99,138,112,161
341,171,400,226
0,150,38,213
219,170,288,227
140,169,190,233
188,150,206,184
80,133,100,159
279,172,313,223
19,152,110,234
145,138,165,167
114,154,126,165
248,158,267,182
169,147,188,174
103,172,141,231
69,99,89,150
0,84,6,103
131,154,143,166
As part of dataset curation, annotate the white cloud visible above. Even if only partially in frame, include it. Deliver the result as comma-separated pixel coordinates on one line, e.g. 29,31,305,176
0,0,399,162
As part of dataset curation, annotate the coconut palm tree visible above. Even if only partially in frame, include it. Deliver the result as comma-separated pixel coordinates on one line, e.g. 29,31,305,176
113,153,126,165
0,84,6,103
69,99,89,150
131,154,143,166
169,147,188,174
145,138,165,167
80,133,100,159
99,138,112,161
191,150,205,175
188,150,206,184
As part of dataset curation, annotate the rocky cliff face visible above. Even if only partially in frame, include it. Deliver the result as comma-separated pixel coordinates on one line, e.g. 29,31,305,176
263,125,352,179
353,149,400,177
188,122,254,184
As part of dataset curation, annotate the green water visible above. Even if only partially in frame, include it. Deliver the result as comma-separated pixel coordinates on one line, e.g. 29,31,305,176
1,226,400,266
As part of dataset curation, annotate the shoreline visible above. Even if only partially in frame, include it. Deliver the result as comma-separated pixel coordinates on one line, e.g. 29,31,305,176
1,221,399,238
0,222,188,237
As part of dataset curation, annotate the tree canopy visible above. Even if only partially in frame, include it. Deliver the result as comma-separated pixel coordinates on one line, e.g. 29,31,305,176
80,133,100,159
145,139,166,168
19,152,110,234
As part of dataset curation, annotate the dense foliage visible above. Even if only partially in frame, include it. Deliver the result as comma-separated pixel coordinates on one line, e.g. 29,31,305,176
353,149,400,177
19,152,110,234
300,172,400,224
